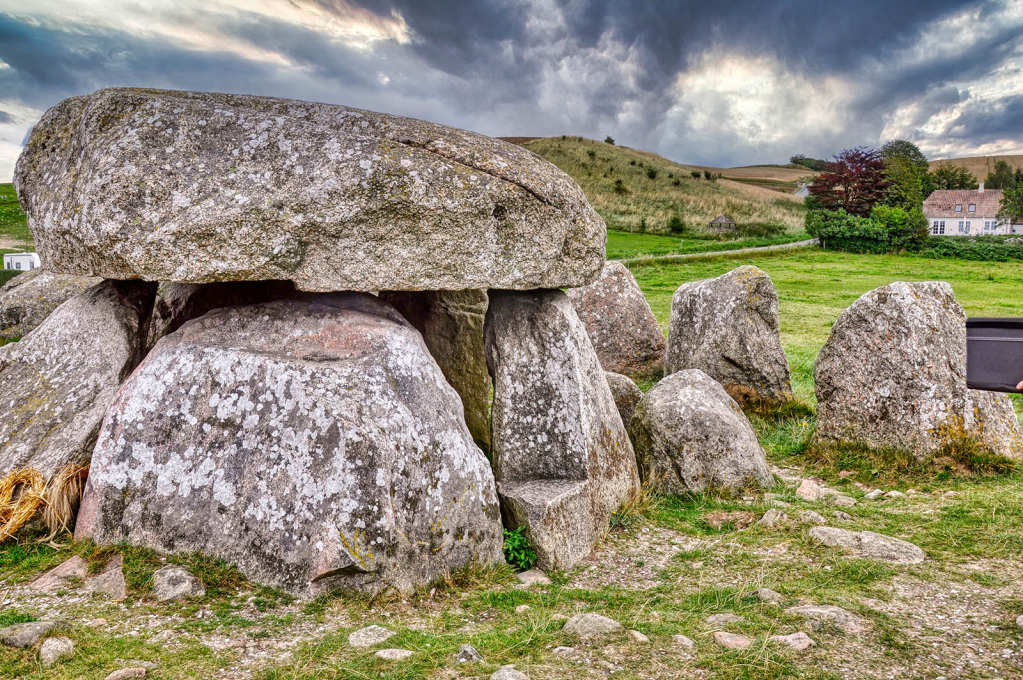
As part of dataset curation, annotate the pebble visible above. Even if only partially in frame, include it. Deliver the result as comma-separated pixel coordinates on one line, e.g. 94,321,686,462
375,649,414,661
491,665,529,680
348,625,395,648
833,510,853,522
829,495,857,508
705,613,744,626
563,612,622,637
673,634,696,649
864,489,884,500
713,631,751,650
1016,614,1023,628
769,631,815,650
515,569,551,586
456,643,484,663
884,490,906,499
628,629,650,643
757,509,788,527
40,637,74,667
798,511,826,525
515,604,531,614
756,588,783,604
796,479,827,501
552,646,575,658
104,669,147,680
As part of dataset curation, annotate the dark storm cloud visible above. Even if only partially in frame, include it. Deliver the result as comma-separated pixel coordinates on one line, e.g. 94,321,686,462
0,0,1020,179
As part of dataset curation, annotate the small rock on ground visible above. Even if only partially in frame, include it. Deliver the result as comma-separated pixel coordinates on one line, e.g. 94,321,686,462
769,631,815,650
785,605,865,634
829,495,857,508
515,604,531,614
40,636,74,667
705,613,744,626
673,634,696,649
105,669,147,680
628,629,650,643
86,557,127,601
1016,614,1023,629
563,612,623,637
552,646,576,657
799,510,826,525
757,509,788,527
30,556,87,592
833,510,853,522
456,643,484,663
0,621,65,648
348,625,395,648
809,526,926,563
152,565,205,602
864,489,884,500
375,649,414,661
884,490,906,499
713,631,751,650
491,665,530,680
516,569,551,586
796,479,827,501
756,588,783,604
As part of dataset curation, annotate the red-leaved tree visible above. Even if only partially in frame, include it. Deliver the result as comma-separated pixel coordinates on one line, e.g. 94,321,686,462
809,147,888,217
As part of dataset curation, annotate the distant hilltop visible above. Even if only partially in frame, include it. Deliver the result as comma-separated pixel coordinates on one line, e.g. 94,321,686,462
929,155,1023,176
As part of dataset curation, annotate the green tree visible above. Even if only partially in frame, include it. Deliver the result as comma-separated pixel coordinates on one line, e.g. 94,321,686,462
882,156,924,211
604,135,615,145
986,160,1017,190
872,204,929,251
999,183,1023,223
880,139,929,174
932,164,978,190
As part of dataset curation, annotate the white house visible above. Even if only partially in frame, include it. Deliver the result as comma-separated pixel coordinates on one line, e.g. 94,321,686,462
922,184,1023,236
2,252,40,271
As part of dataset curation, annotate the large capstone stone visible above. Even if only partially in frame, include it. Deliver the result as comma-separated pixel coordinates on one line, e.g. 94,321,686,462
15,88,605,292
666,266,792,403
0,269,102,340
147,280,297,351
565,262,666,378
0,279,155,480
629,369,774,493
814,281,1023,459
75,294,504,596
485,289,640,571
379,290,491,454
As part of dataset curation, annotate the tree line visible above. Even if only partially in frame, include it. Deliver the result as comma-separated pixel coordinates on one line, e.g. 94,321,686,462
797,141,1023,254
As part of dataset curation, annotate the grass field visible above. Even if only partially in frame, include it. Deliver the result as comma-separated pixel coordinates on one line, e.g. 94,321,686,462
930,154,1023,178
525,137,809,235
0,184,32,250
606,229,808,260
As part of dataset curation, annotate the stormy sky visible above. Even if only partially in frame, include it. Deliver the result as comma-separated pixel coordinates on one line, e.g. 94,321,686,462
1,0,1021,182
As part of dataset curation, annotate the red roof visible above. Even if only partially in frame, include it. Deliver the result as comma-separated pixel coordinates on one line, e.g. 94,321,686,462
923,189,1003,218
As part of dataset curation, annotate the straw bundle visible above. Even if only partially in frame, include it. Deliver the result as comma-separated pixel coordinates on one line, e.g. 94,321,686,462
0,462,90,541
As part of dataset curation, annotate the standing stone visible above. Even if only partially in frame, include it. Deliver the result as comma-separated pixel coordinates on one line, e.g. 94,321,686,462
146,280,296,351
814,281,1023,459
0,269,101,340
0,280,156,481
605,372,643,430
565,261,666,378
666,266,792,403
629,369,774,494
380,290,491,454
15,88,605,292
485,290,640,571
76,294,503,596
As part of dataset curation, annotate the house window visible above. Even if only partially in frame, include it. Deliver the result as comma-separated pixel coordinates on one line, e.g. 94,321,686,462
15,262,21,270
959,221,965,234
939,221,946,235
965,221,971,234
955,204,963,212
932,221,940,235
968,204,976,212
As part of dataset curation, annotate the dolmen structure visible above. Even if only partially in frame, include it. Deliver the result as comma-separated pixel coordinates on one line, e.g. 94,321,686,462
3,88,640,595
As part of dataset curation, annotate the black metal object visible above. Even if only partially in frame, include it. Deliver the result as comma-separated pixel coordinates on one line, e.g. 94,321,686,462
966,317,1023,393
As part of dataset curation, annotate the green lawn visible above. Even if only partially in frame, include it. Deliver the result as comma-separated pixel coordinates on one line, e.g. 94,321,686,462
607,229,808,260
0,183,31,247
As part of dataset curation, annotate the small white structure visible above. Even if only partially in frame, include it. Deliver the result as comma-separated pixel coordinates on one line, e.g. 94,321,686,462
3,252,40,271
922,183,1023,236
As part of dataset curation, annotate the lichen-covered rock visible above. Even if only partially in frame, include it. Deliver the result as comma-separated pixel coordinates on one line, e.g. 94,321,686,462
629,369,774,493
76,294,503,595
814,281,1023,459
15,88,605,292
485,290,639,571
605,372,643,430
380,290,490,454
565,262,665,378
147,280,297,351
666,266,792,403
0,280,155,480
0,269,102,340
809,526,925,563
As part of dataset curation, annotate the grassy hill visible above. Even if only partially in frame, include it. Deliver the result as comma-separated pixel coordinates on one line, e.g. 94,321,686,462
929,154,1023,178
522,137,810,236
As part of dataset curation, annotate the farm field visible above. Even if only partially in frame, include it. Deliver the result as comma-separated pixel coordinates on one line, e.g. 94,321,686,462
606,229,808,260
930,154,1023,178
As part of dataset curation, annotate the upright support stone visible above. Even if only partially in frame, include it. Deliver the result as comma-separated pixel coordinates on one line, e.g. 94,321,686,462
485,289,639,571
76,294,503,596
0,279,156,481
380,290,491,455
